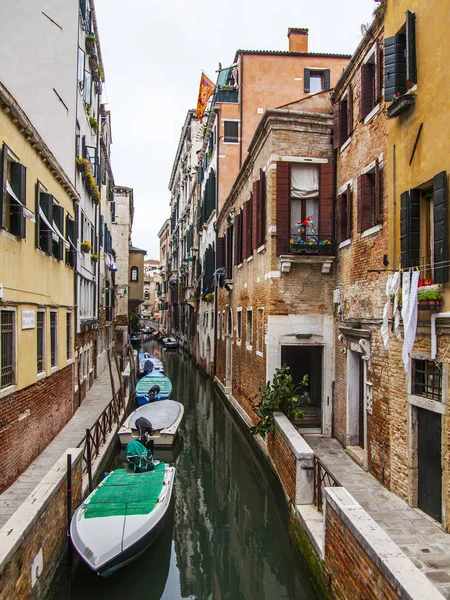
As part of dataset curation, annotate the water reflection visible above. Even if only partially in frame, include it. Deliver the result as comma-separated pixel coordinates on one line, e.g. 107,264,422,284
50,341,316,600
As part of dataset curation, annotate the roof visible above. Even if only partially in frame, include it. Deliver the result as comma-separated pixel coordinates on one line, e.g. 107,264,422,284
129,245,147,254
233,49,352,62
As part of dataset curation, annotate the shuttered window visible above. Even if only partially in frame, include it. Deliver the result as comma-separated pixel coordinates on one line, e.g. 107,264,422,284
337,187,353,244
1,144,27,238
50,311,57,369
37,191,54,254
385,11,416,102
242,197,253,259
304,69,330,93
225,225,233,279
400,189,420,269
276,162,290,254
234,210,243,265
318,163,334,240
252,179,260,251
37,311,45,374
357,161,382,233
224,121,239,143
216,236,225,268
52,204,65,260
433,172,449,283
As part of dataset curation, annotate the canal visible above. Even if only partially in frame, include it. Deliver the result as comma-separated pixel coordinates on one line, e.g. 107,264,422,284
50,339,317,599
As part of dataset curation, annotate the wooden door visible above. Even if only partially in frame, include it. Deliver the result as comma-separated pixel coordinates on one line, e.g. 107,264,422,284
418,408,442,522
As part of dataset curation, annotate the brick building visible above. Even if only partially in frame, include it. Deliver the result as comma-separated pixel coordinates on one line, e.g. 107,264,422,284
331,16,389,475
215,102,335,433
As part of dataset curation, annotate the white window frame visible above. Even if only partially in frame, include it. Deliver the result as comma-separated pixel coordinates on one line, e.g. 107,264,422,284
50,310,58,372
37,309,46,378
0,307,17,396
256,307,264,356
236,307,242,345
66,311,72,361
246,308,253,350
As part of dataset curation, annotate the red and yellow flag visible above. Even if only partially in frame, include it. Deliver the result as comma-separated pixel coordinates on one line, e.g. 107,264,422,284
195,72,216,120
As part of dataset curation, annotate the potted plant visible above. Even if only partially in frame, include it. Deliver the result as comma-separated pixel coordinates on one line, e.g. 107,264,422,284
418,290,443,310
91,252,99,261
85,34,96,54
250,365,308,438
81,241,92,253
89,117,98,133
76,157,89,174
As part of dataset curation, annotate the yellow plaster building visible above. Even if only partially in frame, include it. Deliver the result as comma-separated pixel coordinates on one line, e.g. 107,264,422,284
384,0,450,528
0,83,78,492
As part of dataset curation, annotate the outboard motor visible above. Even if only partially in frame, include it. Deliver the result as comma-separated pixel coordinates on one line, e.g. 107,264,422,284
147,385,161,402
135,416,154,450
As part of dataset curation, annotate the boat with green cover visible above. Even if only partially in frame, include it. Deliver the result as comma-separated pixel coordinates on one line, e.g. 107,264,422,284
70,458,175,577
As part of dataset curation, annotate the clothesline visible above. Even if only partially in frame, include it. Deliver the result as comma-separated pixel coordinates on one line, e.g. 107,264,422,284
368,258,450,274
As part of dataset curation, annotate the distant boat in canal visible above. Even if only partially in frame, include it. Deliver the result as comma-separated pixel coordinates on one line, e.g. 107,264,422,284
135,372,172,404
161,337,178,349
118,399,184,448
70,459,175,577
137,352,164,377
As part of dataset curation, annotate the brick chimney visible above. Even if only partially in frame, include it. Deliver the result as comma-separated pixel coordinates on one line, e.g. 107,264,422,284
288,28,309,53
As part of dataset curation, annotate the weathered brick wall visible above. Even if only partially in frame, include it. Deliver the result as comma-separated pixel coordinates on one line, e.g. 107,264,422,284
0,453,82,600
267,429,296,502
325,503,400,599
0,364,74,493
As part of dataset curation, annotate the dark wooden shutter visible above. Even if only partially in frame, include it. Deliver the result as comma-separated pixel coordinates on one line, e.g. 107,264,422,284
374,41,381,103
233,211,241,265
374,159,382,225
400,189,420,269
357,175,373,233
433,171,449,283
259,169,266,246
359,63,374,121
225,225,233,279
242,199,251,259
39,192,54,254
339,101,348,145
406,10,417,84
53,204,64,260
333,102,341,149
319,163,334,240
323,69,331,91
252,179,259,250
9,162,27,238
336,194,345,243
67,216,77,268
384,35,407,101
246,195,253,257
304,68,310,93
99,215,104,247
276,162,290,254
1,144,8,228
347,85,353,137
346,184,352,239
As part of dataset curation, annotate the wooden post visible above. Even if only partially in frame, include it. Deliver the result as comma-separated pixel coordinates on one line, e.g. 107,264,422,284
112,345,125,407
66,453,73,598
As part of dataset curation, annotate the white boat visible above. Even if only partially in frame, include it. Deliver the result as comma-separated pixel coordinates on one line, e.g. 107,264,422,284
70,464,175,577
138,352,164,375
118,400,184,447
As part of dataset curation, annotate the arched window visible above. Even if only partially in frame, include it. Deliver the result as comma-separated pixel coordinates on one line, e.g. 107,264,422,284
130,267,139,282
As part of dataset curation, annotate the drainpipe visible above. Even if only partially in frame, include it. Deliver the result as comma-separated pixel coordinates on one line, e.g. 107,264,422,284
239,55,243,169
392,144,396,271
431,313,450,359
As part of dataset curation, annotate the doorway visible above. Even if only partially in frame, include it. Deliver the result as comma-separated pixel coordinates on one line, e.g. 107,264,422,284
281,345,322,429
418,408,442,522
347,349,366,450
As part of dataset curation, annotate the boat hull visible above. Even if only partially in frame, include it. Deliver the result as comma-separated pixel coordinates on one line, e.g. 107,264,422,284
118,400,184,448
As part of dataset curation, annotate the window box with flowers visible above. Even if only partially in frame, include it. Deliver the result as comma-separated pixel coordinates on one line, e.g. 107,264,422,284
81,241,92,253
202,292,214,303
418,291,443,311
91,253,99,262
75,158,101,204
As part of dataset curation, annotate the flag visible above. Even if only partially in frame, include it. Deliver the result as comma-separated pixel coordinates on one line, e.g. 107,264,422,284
195,72,216,120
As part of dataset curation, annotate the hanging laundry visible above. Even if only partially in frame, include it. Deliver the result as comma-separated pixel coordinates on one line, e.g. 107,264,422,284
401,271,419,372
381,273,396,349
392,272,402,340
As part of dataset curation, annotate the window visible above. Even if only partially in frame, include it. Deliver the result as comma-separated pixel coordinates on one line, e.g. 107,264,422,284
400,171,448,283
413,359,442,402
37,311,45,373
131,267,139,282
50,311,57,368
66,312,72,360
83,71,92,106
1,144,27,238
246,309,253,347
36,187,66,259
236,308,242,342
385,11,416,102
1,309,15,388
76,121,81,157
290,164,320,241
77,48,85,89
357,159,382,233
256,308,264,354
337,185,353,243
304,68,330,93
333,85,353,149
65,214,77,268
359,46,381,121
224,121,239,143
217,67,239,103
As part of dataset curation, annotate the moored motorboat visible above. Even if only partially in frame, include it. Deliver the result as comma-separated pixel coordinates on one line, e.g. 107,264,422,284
161,337,178,349
137,352,164,377
135,372,172,405
70,460,175,577
118,400,184,447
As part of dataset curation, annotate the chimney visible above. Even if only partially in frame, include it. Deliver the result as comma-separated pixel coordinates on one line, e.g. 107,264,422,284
288,28,309,53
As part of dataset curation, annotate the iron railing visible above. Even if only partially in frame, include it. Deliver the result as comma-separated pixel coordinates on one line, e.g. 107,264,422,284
313,455,342,512
277,234,336,257
77,389,125,474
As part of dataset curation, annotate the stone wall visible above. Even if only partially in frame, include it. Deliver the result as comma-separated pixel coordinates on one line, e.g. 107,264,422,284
267,427,296,502
0,364,74,494
0,449,83,600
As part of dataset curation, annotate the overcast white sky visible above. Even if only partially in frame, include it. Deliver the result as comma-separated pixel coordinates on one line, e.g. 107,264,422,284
95,0,376,258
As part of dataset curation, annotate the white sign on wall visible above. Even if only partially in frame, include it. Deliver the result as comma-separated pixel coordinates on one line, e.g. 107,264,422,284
22,310,36,329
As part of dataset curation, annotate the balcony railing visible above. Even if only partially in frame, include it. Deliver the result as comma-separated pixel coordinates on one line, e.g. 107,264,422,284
313,455,341,512
216,87,239,103
277,234,336,256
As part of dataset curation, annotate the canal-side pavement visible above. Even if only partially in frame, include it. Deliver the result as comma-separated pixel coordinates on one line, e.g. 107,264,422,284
0,365,120,529
305,435,450,599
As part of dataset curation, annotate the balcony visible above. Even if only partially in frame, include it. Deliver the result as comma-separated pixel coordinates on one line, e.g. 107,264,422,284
277,234,336,274
216,87,238,103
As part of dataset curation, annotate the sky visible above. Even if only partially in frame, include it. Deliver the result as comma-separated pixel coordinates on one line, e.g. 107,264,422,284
95,0,376,259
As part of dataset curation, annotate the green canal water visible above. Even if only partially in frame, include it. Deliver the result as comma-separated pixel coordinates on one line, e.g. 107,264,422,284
50,340,317,599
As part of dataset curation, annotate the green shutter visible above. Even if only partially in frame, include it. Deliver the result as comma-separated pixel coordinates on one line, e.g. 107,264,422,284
433,171,449,283
400,189,420,269
323,69,330,91
303,68,310,93
406,10,417,84
39,193,54,254
1,144,7,228
384,35,407,102
9,162,27,238
52,204,64,260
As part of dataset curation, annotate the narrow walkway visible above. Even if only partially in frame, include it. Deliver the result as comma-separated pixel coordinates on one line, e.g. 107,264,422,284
305,435,450,599
0,365,120,528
